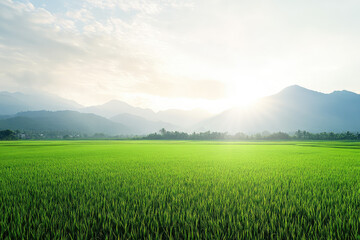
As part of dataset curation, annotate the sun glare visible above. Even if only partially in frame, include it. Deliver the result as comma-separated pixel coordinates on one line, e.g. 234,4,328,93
227,84,261,109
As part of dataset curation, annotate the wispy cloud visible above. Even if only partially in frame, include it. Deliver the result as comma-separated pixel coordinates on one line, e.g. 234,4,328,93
0,0,223,108
1,0,360,111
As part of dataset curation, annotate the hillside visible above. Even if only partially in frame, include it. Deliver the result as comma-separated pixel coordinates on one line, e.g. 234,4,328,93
82,100,213,128
2,86,360,134
197,85,360,133
0,91,82,115
0,111,129,135
81,100,158,120
110,113,177,134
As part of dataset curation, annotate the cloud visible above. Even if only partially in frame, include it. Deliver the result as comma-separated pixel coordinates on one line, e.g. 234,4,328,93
1,0,360,111
0,0,224,105
85,0,192,14
135,75,226,99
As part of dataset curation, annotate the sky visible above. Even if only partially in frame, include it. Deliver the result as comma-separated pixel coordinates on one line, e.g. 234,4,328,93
1,0,360,113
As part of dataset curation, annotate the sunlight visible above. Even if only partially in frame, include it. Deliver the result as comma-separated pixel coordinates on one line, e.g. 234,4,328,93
229,92,257,107
227,83,262,108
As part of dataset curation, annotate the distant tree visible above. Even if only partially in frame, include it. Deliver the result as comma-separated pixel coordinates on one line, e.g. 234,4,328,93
0,130,17,140
63,135,71,140
295,130,303,139
234,132,247,140
266,132,290,140
93,133,106,139
159,128,166,136
142,129,360,141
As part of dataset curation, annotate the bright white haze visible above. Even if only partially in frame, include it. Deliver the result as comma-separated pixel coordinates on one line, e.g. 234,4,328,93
1,0,360,112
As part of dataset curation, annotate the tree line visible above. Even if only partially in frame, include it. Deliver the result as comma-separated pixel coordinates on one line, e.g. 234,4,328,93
2,128,360,141
143,128,360,141
0,130,18,140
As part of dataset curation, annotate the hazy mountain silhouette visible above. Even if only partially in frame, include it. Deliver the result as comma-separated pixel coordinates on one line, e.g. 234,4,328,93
197,85,360,133
2,86,360,134
157,109,213,128
0,91,82,115
82,100,213,127
0,92,211,134
81,100,158,120
110,113,178,134
0,111,129,135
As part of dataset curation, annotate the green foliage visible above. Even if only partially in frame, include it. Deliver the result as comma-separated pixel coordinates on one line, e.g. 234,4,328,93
0,129,17,140
146,129,228,140
144,129,360,141
0,141,359,239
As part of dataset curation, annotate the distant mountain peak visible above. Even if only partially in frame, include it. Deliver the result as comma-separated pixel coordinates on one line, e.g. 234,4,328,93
281,84,311,92
330,90,358,96
0,91,82,115
198,84,360,133
102,99,129,106
286,84,304,89
277,85,323,96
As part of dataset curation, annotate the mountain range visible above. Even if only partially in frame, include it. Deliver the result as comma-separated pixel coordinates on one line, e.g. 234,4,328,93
1,85,360,135
80,100,212,128
0,91,81,115
197,85,360,133
0,91,212,135
0,111,129,135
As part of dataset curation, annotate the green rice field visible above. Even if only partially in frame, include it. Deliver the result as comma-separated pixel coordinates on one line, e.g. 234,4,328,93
0,141,360,239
